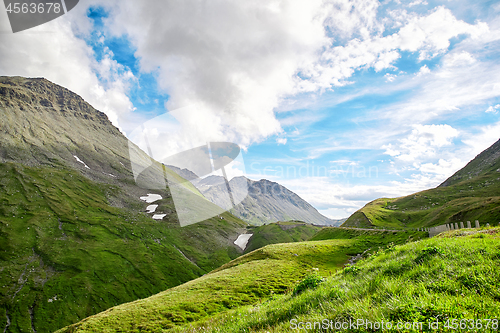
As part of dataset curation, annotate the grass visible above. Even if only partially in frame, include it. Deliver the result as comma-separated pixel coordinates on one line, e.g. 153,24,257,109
56,240,353,333
0,162,247,333
244,222,321,253
310,227,428,255
56,228,427,332
171,227,500,333
343,169,500,229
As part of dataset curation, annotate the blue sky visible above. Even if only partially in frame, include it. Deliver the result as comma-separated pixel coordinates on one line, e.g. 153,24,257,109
1,0,500,218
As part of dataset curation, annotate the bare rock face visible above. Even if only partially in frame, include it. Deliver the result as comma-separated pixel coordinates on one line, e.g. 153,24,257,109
0,76,128,171
0,76,249,333
0,76,159,206
188,174,342,226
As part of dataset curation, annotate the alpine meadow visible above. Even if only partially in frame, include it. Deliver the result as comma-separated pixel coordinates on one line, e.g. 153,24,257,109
1,0,500,332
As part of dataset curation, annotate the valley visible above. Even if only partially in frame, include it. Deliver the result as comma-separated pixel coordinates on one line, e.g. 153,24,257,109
1,76,499,332
56,228,427,332
0,77,249,332
166,168,344,227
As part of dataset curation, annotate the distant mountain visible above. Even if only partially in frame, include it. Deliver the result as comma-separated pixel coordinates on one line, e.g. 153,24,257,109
165,164,199,181
0,76,248,333
170,171,344,226
342,138,500,228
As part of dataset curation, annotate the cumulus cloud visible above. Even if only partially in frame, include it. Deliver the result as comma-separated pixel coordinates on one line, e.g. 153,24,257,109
322,0,381,40
486,105,500,113
374,50,500,125
409,0,428,7
0,11,135,131
2,0,498,219
382,124,459,162
297,6,488,94
77,1,487,156
416,65,431,76
418,158,463,177
385,73,397,82
1,1,491,155
276,137,288,145
98,0,333,151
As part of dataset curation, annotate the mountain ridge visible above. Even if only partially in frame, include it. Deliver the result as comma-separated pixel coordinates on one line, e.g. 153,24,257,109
165,167,343,226
439,139,500,187
342,138,500,228
0,76,249,333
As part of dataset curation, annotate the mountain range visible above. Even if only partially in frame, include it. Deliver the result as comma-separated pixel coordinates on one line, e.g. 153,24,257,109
166,166,343,226
1,75,499,333
56,133,500,333
0,76,249,333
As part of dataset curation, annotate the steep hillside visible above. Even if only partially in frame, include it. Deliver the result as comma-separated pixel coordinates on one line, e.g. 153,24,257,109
171,228,500,333
0,76,248,333
440,139,500,187
189,175,342,226
343,139,500,229
56,228,426,332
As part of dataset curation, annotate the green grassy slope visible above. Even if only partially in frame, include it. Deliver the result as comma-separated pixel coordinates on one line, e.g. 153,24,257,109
0,162,246,333
440,139,500,187
172,228,500,333
56,228,426,332
0,76,253,333
343,181,500,229
310,227,427,249
343,140,500,229
244,222,321,253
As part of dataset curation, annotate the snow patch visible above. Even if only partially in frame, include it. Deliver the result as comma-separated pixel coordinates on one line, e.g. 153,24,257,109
234,234,253,250
152,214,167,220
140,194,162,203
73,155,90,169
103,172,116,178
47,295,58,303
146,204,158,213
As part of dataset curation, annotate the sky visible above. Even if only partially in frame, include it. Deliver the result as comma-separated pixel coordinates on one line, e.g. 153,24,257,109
1,0,500,219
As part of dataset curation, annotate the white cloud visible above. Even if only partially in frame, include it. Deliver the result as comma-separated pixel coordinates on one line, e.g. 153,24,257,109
385,73,397,82
1,1,491,155
409,0,428,7
383,124,459,162
276,137,288,145
373,50,500,126
418,158,464,177
416,65,431,76
299,6,488,92
329,160,358,165
442,51,477,68
100,0,332,150
485,104,500,113
323,0,382,40
278,169,452,219
84,1,488,155
397,7,487,60
461,121,500,156
0,12,135,132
